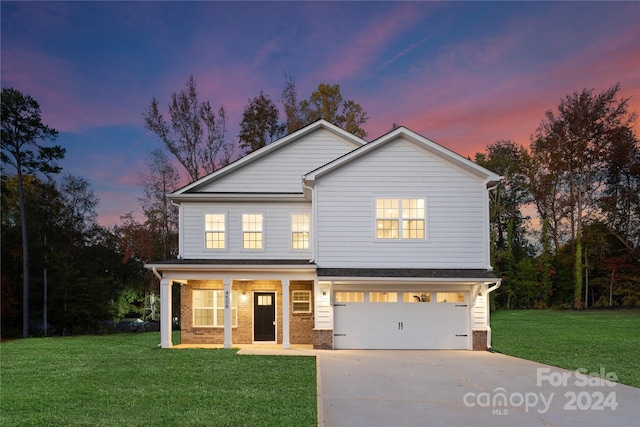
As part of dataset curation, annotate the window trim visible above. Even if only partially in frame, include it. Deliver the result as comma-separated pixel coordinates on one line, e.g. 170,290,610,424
204,212,227,251
192,289,238,327
374,196,428,241
291,290,312,313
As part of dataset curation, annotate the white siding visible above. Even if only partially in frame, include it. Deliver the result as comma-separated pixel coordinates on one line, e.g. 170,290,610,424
196,129,358,193
181,202,312,259
315,138,489,269
472,294,488,330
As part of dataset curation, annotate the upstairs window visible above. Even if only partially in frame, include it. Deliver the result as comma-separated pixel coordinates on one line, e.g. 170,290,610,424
242,214,263,249
376,198,425,240
205,214,226,249
292,214,310,250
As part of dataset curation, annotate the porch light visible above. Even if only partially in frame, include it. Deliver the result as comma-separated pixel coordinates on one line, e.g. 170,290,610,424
240,291,248,302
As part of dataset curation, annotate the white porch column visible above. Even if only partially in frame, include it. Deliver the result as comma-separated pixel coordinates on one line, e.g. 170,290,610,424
223,280,232,348
282,280,290,349
160,278,173,348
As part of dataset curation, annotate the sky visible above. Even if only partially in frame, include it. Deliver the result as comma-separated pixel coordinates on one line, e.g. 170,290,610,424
2,1,639,227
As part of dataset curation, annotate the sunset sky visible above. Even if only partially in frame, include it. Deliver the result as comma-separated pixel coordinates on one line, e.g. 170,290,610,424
2,1,639,227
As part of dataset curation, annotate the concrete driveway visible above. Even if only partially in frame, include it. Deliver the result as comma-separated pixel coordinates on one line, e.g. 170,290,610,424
317,350,640,427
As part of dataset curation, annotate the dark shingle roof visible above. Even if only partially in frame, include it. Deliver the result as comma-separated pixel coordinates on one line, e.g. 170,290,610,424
149,259,315,266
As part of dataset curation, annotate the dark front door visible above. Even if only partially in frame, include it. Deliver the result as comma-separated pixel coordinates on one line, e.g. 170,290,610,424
254,292,276,341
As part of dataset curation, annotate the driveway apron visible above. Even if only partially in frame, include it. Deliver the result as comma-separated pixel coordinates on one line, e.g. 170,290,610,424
316,350,640,427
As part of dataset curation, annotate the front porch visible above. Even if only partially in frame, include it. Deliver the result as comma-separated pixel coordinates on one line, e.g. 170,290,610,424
172,342,318,356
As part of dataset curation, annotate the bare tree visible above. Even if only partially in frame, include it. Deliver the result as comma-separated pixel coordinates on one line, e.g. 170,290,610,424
143,76,234,182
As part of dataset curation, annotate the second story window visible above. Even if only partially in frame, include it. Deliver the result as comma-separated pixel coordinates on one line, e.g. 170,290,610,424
205,214,226,249
242,214,263,249
292,214,310,250
376,198,425,240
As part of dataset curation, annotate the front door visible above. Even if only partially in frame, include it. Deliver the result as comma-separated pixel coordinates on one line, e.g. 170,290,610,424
254,292,276,341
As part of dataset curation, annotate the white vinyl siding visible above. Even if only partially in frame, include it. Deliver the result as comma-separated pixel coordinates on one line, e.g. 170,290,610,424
315,138,489,269
181,202,312,259
195,129,360,193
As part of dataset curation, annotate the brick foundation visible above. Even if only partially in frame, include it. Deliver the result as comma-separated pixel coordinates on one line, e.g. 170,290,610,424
313,329,333,350
472,330,488,351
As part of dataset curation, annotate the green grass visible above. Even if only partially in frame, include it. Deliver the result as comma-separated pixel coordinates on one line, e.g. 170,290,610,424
491,309,640,388
1,333,317,426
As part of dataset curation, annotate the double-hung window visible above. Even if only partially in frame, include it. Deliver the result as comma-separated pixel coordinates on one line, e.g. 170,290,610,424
376,198,425,240
292,290,312,313
205,214,226,249
292,214,310,250
193,290,237,327
242,214,263,249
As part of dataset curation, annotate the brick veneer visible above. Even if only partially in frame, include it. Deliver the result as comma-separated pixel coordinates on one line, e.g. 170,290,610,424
313,329,333,350
472,330,487,351
180,279,314,346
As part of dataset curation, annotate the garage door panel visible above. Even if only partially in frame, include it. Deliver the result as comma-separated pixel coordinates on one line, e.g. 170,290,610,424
334,291,470,350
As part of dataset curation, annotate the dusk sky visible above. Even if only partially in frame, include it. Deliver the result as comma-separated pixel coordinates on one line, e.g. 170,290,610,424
2,1,639,227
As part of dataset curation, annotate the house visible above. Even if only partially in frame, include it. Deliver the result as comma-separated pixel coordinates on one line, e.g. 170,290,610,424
146,120,502,350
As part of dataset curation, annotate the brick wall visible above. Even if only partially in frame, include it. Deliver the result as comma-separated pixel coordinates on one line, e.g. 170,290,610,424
313,329,333,350
472,330,487,351
180,279,315,346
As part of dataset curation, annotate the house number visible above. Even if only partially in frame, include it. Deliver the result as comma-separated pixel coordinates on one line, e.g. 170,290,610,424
224,290,230,309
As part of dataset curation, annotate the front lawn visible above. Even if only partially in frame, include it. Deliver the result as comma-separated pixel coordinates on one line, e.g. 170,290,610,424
490,309,640,388
1,333,317,426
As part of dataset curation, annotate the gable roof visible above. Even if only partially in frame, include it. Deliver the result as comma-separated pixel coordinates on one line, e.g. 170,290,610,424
303,126,502,188
171,120,365,196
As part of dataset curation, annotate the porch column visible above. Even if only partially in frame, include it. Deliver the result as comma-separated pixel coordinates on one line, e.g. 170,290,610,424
223,280,232,348
282,280,290,349
160,278,173,348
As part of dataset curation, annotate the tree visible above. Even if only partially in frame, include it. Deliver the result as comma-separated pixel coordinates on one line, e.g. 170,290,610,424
1,87,64,337
281,77,368,137
138,149,180,261
239,90,285,153
143,76,234,182
530,84,637,308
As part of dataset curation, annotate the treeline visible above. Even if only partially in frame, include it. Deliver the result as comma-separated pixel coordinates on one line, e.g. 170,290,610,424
475,84,640,309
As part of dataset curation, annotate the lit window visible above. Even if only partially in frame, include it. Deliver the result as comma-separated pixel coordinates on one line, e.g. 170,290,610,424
335,292,364,303
292,214,310,250
242,214,263,249
292,290,312,313
403,292,431,303
436,292,465,303
193,290,237,327
370,292,398,303
376,198,425,240
376,199,399,239
205,214,225,249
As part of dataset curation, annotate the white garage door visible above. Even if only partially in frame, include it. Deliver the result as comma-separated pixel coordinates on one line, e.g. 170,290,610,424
333,290,470,350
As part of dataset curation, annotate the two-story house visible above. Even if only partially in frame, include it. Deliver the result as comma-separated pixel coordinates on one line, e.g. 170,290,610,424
146,120,502,351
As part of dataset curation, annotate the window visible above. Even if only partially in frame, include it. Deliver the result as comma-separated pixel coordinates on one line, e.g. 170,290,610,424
205,214,225,249
370,292,398,303
292,290,312,313
292,214,310,250
403,292,431,303
376,198,425,240
335,292,364,303
437,292,465,303
242,214,263,249
193,290,237,327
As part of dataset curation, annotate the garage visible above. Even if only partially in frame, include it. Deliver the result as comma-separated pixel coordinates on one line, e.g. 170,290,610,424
333,290,470,350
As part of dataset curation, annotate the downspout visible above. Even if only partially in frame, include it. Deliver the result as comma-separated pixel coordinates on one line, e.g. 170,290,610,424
486,279,502,295
302,178,317,264
485,279,502,349
152,266,162,281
